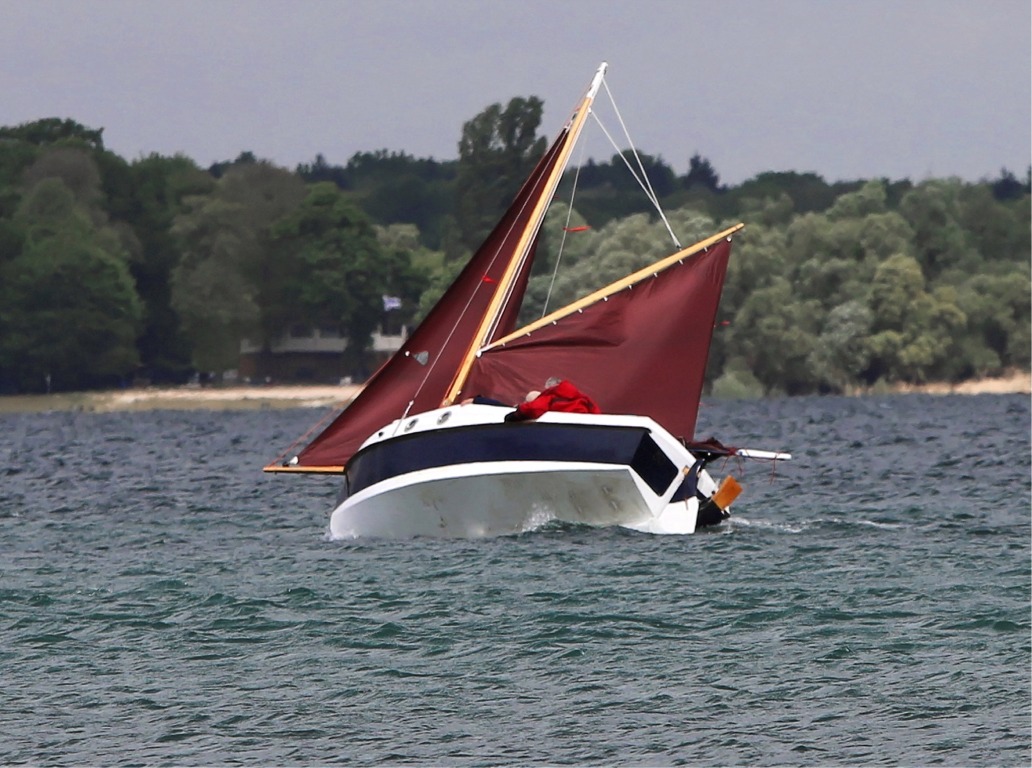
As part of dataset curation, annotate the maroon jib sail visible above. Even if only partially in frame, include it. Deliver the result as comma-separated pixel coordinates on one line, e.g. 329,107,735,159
272,74,599,472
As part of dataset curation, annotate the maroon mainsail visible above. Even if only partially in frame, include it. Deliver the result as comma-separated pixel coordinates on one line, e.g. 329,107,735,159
460,237,734,442
282,133,568,470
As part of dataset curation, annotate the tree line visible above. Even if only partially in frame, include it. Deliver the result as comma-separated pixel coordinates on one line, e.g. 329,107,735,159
0,110,1028,396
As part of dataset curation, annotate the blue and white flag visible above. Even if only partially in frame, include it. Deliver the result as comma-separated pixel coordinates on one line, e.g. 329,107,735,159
382,295,402,311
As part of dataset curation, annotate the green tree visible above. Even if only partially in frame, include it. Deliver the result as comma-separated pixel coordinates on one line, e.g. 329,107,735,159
989,167,1030,201
896,287,967,382
169,259,257,378
865,253,967,382
727,277,822,395
0,179,142,391
954,182,1029,266
807,300,873,391
824,179,887,221
568,150,678,225
955,270,1032,374
0,118,104,151
722,222,789,313
454,96,546,252
269,183,426,375
898,179,979,281
786,210,913,312
867,252,926,332
728,171,845,215
125,153,215,383
21,146,103,208
683,153,722,192
308,150,458,248
375,224,436,308
733,193,795,227
171,162,306,376
705,219,789,386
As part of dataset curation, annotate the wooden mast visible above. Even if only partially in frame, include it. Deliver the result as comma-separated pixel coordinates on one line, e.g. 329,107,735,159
440,63,608,406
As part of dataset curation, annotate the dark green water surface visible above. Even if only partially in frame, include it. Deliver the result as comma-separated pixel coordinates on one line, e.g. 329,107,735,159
2,394,1029,765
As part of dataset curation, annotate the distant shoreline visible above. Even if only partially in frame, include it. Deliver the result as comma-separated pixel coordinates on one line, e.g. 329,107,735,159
870,370,1030,397
0,384,363,415
0,371,1028,415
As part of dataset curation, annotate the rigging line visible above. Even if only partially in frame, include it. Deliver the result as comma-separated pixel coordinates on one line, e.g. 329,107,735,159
588,111,671,229
599,79,682,249
400,212,523,417
399,136,563,420
266,393,356,467
600,78,671,227
541,129,589,318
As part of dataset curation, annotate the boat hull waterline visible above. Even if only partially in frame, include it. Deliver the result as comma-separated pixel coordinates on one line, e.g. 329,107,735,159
328,405,727,539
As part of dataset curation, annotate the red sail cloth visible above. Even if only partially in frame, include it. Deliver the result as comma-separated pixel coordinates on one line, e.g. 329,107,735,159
289,130,570,469
505,379,601,421
460,239,732,442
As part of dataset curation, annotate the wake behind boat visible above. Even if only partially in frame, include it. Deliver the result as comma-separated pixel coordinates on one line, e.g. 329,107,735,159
266,63,789,538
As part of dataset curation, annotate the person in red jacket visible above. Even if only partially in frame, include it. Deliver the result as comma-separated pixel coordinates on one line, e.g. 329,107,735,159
504,377,601,422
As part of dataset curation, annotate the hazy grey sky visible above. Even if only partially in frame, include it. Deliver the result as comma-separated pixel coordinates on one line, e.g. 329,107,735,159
3,0,1029,184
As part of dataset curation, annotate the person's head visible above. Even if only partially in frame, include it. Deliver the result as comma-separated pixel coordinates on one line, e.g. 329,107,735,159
545,376,562,388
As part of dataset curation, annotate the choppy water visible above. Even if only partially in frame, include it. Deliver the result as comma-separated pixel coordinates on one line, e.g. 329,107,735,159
1,394,1029,766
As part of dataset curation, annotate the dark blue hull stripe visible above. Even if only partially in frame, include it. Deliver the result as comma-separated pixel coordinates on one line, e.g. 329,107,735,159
346,422,680,497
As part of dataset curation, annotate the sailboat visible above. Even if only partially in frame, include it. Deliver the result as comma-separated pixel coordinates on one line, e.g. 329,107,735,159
265,63,790,538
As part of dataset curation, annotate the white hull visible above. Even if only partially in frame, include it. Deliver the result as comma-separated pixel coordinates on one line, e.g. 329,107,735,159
327,405,725,539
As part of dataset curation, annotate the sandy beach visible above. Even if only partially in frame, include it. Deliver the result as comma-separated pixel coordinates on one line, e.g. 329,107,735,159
0,371,1028,414
0,384,364,414
884,370,1031,396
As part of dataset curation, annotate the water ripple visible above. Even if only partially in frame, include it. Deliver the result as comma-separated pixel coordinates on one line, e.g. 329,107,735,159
0,396,1029,765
